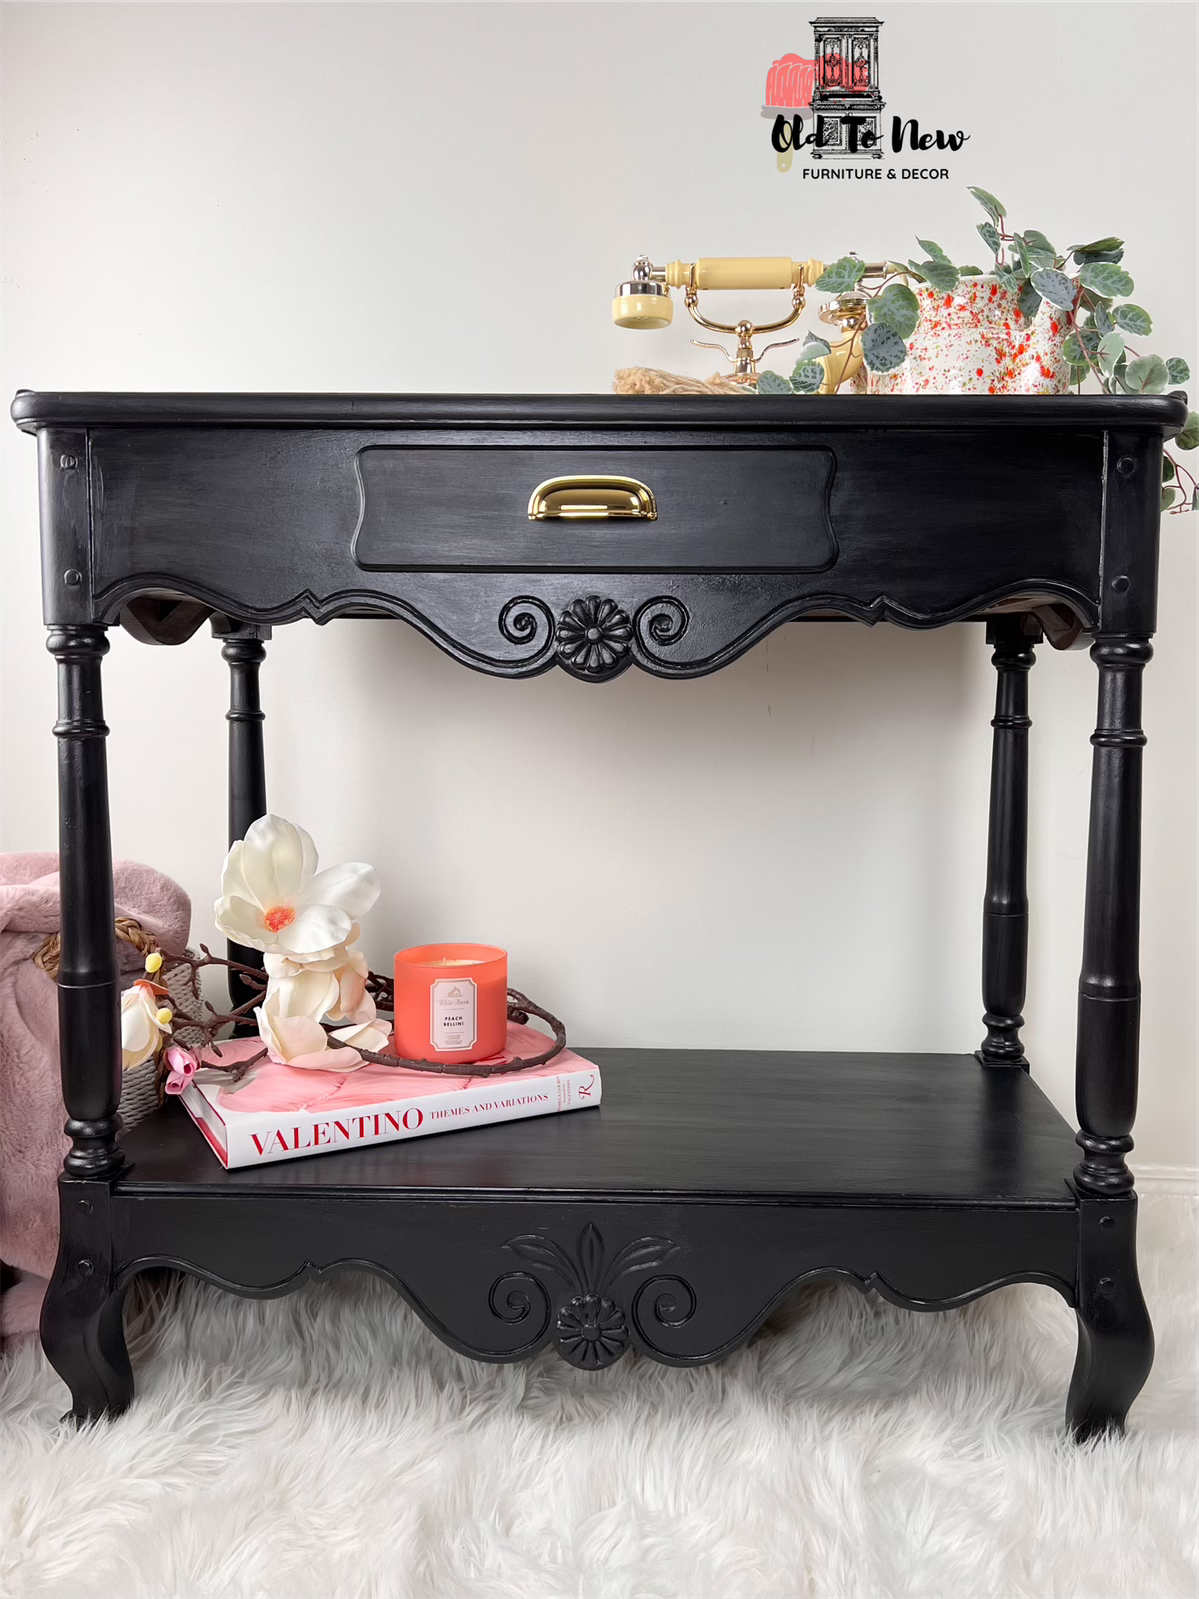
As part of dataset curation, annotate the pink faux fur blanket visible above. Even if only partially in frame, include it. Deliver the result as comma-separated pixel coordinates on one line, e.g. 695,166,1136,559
0,853,190,1336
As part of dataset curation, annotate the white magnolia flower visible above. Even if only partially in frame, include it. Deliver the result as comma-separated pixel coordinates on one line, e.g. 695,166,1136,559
262,959,341,1026
255,951,390,1068
215,815,380,960
256,1002,331,1066
325,945,376,1026
121,980,172,1069
255,988,391,1070
263,939,376,1024
329,1017,392,1056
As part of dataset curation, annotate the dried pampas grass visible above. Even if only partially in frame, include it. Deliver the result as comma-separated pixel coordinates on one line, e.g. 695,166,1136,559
612,366,753,396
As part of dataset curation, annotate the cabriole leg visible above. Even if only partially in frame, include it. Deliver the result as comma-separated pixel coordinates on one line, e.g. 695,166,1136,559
1068,1193,1153,1439
213,619,270,1012
39,1181,132,1422
977,616,1037,1068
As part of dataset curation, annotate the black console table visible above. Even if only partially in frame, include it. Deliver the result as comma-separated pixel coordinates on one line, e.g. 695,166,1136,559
12,391,1186,1437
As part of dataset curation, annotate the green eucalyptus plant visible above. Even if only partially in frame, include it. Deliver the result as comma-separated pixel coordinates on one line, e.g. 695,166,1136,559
964,186,1196,510
754,261,937,394
755,186,1197,513
756,237,985,392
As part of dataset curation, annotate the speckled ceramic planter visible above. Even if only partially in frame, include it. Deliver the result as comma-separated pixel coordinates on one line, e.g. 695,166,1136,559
865,276,1072,395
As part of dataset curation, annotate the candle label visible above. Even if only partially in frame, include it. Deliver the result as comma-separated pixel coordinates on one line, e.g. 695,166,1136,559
431,978,478,1052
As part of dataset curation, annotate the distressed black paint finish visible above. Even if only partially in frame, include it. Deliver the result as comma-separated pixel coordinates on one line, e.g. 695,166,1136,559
1068,1192,1153,1439
76,424,1105,657
977,616,1038,1068
1069,431,1162,1204
40,1179,132,1422
47,625,124,1181
1074,638,1152,1196
114,1048,1083,1202
352,444,839,573
107,1049,1083,1370
211,618,270,1012
14,390,1184,1437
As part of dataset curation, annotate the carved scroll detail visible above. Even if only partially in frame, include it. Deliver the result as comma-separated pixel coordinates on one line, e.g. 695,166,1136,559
498,595,557,667
501,1222,691,1369
633,596,691,662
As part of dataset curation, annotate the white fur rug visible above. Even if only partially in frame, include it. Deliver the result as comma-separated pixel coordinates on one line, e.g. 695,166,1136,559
2,1194,1195,1599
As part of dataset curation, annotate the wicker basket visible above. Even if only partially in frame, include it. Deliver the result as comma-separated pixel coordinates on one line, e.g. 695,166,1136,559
35,917,206,1129
118,1059,162,1127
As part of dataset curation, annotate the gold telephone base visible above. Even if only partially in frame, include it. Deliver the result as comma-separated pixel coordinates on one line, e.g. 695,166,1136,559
815,293,871,394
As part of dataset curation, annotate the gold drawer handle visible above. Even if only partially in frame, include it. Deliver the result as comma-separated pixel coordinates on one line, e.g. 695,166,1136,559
528,474,657,521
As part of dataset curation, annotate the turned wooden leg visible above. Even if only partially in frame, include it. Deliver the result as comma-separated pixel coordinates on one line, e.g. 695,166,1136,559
1068,1194,1153,1439
44,625,132,1421
48,626,123,1178
1068,635,1154,1434
977,616,1037,1068
213,619,270,1013
1074,637,1151,1195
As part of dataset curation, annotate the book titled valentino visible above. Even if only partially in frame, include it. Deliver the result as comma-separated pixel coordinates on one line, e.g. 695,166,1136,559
179,1023,601,1168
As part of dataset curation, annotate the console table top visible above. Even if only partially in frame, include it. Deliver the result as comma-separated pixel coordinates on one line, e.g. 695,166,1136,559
11,389,1190,433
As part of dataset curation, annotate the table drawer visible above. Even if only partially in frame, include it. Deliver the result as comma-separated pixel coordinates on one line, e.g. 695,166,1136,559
352,446,837,573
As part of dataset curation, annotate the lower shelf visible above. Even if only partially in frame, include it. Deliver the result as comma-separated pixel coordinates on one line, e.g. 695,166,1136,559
52,1051,1154,1432
117,1047,1079,1206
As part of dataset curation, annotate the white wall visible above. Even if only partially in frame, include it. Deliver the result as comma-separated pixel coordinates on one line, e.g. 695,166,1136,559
2,2,1195,1168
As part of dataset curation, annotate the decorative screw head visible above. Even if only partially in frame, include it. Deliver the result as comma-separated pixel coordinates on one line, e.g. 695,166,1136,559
1110,575,1130,593
1098,1275,1115,1295
1116,456,1136,477
1099,1215,1115,1229
59,453,78,470
77,1258,94,1277
78,1198,93,1215
63,569,82,588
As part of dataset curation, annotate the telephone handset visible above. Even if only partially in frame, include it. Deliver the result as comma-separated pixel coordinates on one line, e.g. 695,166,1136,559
612,254,887,392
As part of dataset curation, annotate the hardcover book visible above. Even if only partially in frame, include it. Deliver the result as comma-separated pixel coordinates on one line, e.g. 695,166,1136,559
179,1022,601,1168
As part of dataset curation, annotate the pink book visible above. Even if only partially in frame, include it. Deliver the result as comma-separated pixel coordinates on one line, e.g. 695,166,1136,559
178,1022,601,1168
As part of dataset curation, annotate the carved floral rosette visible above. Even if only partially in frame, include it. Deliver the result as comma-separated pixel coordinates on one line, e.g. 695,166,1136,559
495,1223,695,1369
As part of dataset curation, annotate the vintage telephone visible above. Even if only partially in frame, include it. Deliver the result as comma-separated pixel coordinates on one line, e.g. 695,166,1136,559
612,254,887,392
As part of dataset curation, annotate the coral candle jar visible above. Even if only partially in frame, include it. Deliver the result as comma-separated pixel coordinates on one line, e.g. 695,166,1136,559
392,943,508,1066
